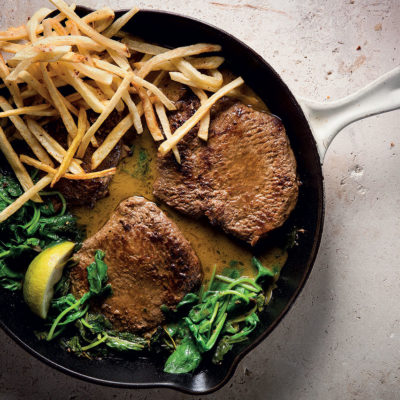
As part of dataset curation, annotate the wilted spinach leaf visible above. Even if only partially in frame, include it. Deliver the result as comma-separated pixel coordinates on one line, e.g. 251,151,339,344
164,337,202,374
86,250,111,296
0,260,24,291
105,332,147,351
252,257,277,286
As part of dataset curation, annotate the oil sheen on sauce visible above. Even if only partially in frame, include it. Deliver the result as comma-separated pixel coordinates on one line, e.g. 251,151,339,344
73,89,288,281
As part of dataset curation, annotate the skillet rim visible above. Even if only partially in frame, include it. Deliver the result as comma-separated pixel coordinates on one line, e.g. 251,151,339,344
0,7,325,394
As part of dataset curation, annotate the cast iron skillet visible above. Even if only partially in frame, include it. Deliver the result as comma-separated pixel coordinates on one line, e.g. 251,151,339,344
0,7,398,395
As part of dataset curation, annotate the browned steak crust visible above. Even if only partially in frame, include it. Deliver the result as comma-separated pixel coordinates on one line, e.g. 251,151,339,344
153,94,298,246
46,110,126,207
69,196,202,333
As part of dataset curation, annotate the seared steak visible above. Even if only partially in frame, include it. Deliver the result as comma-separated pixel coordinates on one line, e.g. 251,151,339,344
70,196,202,333
153,93,298,246
46,110,126,207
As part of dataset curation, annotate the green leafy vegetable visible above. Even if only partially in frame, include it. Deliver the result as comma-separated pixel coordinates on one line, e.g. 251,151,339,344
61,335,83,355
0,169,81,292
86,250,111,296
251,257,278,286
0,260,24,290
53,273,71,298
65,316,148,355
212,336,234,364
212,314,260,364
176,293,199,310
105,332,147,351
164,337,202,374
84,312,112,333
161,264,269,374
56,312,148,355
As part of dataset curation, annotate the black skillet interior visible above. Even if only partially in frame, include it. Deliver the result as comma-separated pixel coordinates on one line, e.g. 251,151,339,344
0,8,324,394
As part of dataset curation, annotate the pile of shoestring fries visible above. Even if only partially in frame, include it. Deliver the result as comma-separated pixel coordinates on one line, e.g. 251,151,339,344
0,0,246,222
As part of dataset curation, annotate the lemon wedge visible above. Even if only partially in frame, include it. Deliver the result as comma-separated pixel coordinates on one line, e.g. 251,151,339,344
23,241,75,319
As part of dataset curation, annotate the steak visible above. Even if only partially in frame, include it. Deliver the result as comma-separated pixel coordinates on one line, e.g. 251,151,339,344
46,110,127,207
69,196,202,333
153,92,298,246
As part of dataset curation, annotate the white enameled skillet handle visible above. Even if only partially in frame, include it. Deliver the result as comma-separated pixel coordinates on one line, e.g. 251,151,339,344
296,66,400,162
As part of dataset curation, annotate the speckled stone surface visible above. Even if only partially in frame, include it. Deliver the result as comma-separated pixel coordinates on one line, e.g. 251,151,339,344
0,1,399,399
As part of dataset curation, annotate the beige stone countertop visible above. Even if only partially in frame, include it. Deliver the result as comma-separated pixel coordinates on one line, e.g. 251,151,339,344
0,0,399,399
